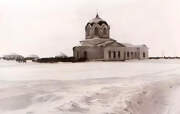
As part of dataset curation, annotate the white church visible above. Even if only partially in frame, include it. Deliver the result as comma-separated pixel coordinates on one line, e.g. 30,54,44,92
73,14,149,61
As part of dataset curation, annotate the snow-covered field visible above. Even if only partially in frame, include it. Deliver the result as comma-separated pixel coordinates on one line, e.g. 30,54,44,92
0,59,180,114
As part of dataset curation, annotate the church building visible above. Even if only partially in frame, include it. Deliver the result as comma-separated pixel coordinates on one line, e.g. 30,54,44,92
73,14,149,61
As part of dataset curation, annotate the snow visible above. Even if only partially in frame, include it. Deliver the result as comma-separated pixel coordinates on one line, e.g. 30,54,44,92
0,59,180,114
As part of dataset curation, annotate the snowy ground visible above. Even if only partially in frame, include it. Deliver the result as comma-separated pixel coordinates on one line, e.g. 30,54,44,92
0,59,180,114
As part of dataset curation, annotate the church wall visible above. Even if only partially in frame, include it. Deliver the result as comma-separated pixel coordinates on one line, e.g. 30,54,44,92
73,46,104,60
73,46,148,61
124,47,139,60
138,47,149,59
124,46,149,60
104,47,126,61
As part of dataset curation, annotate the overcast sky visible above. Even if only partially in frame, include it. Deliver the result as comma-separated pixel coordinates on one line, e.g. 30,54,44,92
0,0,180,57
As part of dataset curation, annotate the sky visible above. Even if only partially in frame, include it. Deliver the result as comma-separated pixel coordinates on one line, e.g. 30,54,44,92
0,0,180,57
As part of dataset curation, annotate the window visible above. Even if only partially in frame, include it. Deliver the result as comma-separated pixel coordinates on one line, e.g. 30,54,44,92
86,24,91,36
118,51,121,58
84,51,87,59
108,51,111,59
113,51,116,58
127,52,129,58
143,52,146,58
103,28,107,35
95,27,99,36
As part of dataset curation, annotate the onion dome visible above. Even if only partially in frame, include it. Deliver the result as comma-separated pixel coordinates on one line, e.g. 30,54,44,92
86,13,108,26
85,13,110,39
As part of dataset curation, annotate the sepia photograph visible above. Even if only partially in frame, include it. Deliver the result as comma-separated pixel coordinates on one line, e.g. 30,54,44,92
0,0,180,114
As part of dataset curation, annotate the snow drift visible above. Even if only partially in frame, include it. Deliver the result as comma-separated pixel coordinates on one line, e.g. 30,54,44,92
0,59,180,114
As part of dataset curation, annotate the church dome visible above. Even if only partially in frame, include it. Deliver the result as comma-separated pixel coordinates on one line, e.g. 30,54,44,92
87,14,108,26
85,14,110,39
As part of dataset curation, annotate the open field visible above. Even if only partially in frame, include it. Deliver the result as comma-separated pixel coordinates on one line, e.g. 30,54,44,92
0,59,180,114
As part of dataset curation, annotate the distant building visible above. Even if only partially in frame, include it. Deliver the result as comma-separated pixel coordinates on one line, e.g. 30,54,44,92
55,52,67,58
73,14,148,61
26,54,39,60
3,53,26,62
3,53,24,60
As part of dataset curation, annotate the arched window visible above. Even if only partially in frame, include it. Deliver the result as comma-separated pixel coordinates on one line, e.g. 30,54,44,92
113,51,116,58
127,52,129,58
108,51,111,59
103,28,107,35
86,24,91,36
143,52,146,58
86,28,89,36
94,27,99,36
84,51,87,59
118,51,121,58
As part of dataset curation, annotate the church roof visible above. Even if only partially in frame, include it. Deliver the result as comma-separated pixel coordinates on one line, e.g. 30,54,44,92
121,43,135,47
80,38,125,47
122,43,148,48
80,38,114,46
